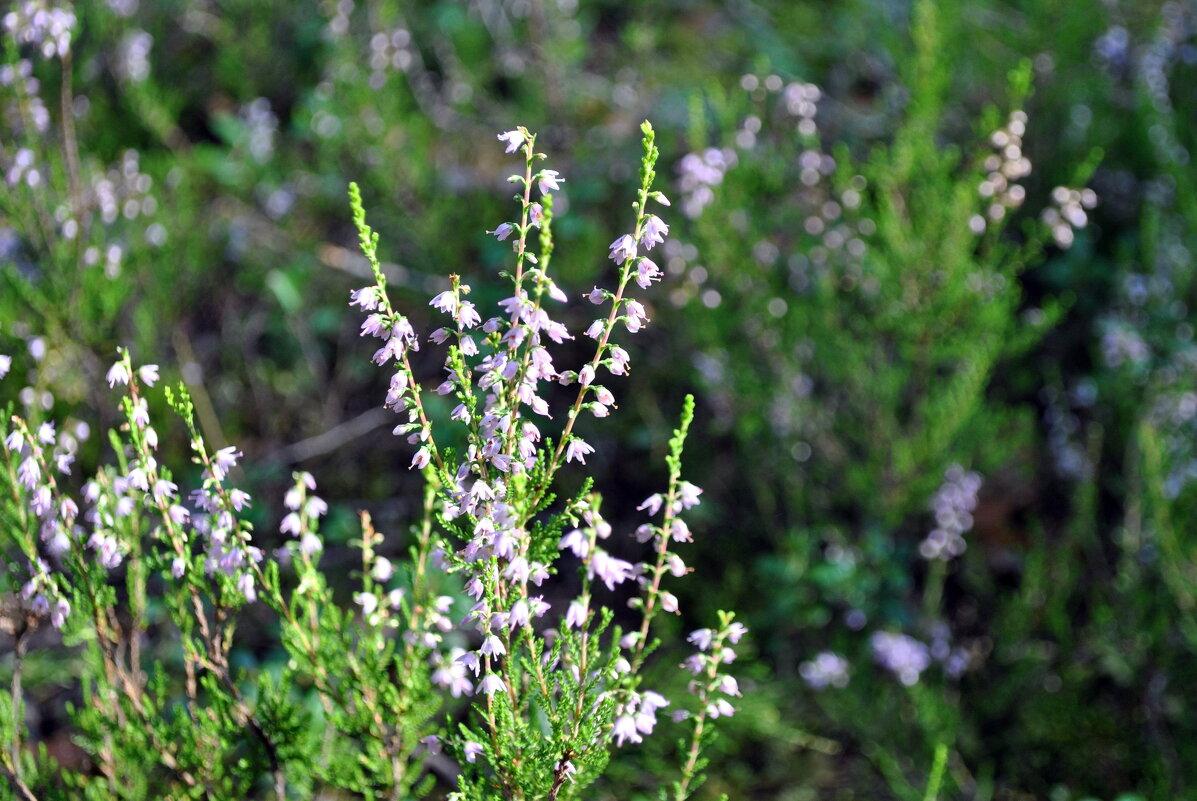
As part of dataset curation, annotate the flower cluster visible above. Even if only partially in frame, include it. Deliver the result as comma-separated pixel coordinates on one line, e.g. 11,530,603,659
3,0,76,60
666,611,747,796
2,46,164,279
115,28,152,84
970,110,1032,234
1041,184,1099,249
799,651,850,689
679,619,747,714
91,149,158,228
781,79,821,137
239,98,278,164
367,27,415,89
278,470,326,559
677,148,737,219
20,556,70,628
1,62,49,146
870,631,932,687
918,463,982,561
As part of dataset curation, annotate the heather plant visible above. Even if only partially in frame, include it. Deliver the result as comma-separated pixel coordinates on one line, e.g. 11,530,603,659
676,1,1097,537
8,0,1197,799
659,1,1105,793
0,123,744,800
1,1,161,414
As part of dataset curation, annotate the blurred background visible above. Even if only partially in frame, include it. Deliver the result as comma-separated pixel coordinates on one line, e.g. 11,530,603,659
3,0,1197,798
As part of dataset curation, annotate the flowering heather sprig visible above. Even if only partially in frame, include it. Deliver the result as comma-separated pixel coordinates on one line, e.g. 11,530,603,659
279,470,325,559
346,123,741,801
126,355,265,605
669,611,747,800
2,412,85,629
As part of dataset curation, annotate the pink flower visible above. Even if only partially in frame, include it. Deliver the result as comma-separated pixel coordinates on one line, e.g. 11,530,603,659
463,741,485,763
456,650,481,676
490,222,515,241
538,169,563,194
480,634,505,657
624,300,649,332
238,573,257,603
457,301,481,329
565,438,594,464
130,398,149,428
106,360,130,387
211,446,242,481
609,346,630,375
635,257,662,288
566,598,588,628
589,549,634,591
429,290,457,315
638,494,663,515
51,597,69,629
613,715,642,746
478,673,505,695
280,512,301,536
349,286,379,311
559,529,589,558
608,234,637,263
497,129,525,153
708,698,736,718
410,446,431,469
229,489,252,511
361,315,387,338
355,592,378,615
509,599,530,629
152,479,177,502
300,534,322,556
641,215,669,249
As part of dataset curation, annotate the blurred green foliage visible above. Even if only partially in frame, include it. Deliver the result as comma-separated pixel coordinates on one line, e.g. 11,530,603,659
4,0,1197,798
